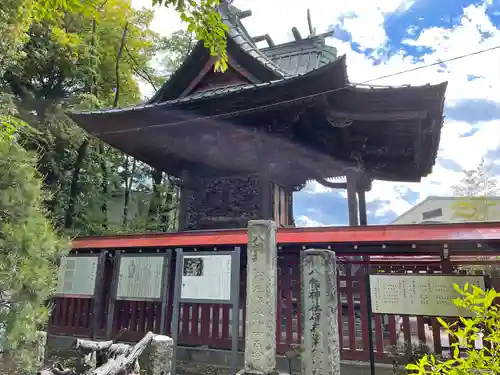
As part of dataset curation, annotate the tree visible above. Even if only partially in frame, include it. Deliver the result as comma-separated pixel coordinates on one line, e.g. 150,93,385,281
41,0,229,71
451,158,499,221
2,0,188,238
0,115,67,372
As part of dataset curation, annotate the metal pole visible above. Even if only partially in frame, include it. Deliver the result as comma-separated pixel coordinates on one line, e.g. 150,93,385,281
170,248,184,375
159,251,172,334
365,273,376,375
105,251,121,339
230,247,241,375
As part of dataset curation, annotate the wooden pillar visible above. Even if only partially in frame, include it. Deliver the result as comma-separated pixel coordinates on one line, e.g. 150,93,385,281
178,170,191,230
288,191,294,227
358,190,367,225
346,170,359,226
260,175,272,220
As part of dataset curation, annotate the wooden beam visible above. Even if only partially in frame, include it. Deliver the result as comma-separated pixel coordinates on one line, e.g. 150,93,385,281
326,109,428,121
346,169,359,226
180,57,216,98
358,191,367,225
252,34,275,47
227,55,259,83
316,177,347,190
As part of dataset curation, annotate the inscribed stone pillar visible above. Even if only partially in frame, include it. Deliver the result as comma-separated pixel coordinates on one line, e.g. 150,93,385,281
142,335,174,375
244,220,277,375
36,331,47,368
300,249,340,375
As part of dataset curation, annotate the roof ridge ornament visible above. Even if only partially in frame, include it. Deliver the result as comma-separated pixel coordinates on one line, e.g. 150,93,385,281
307,9,317,38
237,9,252,19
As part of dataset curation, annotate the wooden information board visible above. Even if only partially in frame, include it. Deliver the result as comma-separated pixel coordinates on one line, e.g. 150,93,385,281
180,254,232,301
369,274,485,317
56,255,99,297
116,255,165,300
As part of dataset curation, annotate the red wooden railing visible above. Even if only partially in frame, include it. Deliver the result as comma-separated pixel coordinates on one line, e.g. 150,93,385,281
49,223,500,363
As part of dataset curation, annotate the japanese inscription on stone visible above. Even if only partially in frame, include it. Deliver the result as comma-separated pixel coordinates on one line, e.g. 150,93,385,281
369,274,485,317
301,249,340,375
56,256,99,297
244,220,277,374
308,273,322,348
116,256,165,300
181,254,232,301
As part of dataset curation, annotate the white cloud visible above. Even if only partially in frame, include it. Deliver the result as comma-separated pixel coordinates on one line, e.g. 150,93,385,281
295,215,331,227
132,0,500,225
307,1,500,222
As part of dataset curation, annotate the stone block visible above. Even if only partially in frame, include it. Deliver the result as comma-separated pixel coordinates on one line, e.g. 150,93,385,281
244,220,278,375
301,249,340,375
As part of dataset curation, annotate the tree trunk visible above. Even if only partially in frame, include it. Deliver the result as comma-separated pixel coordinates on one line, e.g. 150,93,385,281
113,22,129,108
99,142,108,229
122,156,136,227
64,139,89,229
147,169,163,223
64,14,97,230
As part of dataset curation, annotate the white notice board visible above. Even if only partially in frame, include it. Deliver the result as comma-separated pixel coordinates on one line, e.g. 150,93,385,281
116,256,165,300
369,274,485,317
181,254,232,301
56,256,99,297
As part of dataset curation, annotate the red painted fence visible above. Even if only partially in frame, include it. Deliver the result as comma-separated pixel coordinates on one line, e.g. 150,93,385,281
49,223,500,363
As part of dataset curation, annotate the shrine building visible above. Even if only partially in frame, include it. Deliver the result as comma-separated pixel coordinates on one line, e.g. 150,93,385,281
69,1,447,230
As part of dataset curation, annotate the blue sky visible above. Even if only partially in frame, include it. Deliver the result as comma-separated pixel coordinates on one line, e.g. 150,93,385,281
134,0,500,226
291,0,500,226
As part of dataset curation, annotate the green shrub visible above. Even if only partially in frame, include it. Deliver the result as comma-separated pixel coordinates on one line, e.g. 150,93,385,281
407,283,500,374
0,117,68,372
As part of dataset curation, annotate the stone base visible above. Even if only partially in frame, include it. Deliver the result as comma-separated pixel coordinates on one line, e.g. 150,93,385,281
236,370,288,375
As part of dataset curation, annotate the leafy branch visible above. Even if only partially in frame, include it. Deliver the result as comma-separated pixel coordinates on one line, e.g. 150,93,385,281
152,0,228,71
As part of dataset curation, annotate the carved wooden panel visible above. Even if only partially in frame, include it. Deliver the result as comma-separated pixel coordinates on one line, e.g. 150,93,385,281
185,174,262,230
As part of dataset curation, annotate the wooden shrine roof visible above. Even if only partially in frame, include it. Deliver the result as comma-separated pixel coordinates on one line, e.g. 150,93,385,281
68,2,448,185
260,34,338,75
149,2,289,103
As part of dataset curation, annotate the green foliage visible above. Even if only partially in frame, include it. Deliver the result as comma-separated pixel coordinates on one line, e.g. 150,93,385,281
388,341,432,375
0,115,68,371
152,0,228,71
157,29,196,75
452,158,499,222
0,0,33,75
407,283,500,375
36,0,228,71
0,0,187,369
1,0,183,236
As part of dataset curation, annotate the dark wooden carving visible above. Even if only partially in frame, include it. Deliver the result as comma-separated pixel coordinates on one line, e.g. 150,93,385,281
185,174,262,230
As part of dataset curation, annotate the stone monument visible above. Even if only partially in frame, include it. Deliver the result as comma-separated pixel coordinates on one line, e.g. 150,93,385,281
143,335,174,375
240,220,278,375
300,249,340,375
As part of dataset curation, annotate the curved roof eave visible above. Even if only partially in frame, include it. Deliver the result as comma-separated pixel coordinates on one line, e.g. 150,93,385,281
69,55,349,124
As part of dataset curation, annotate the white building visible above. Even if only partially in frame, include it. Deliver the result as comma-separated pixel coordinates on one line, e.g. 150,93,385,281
392,196,500,224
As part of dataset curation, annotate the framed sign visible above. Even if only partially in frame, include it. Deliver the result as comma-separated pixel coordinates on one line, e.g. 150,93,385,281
55,255,99,298
115,254,168,301
364,273,487,375
106,252,171,340
171,248,241,375
180,254,232,302
369,274,486,317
